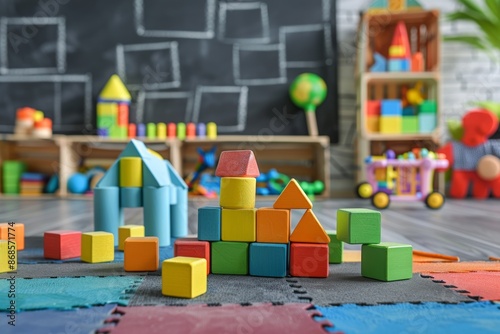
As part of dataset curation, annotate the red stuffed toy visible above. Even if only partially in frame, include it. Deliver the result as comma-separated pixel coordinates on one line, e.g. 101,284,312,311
438,109,500,199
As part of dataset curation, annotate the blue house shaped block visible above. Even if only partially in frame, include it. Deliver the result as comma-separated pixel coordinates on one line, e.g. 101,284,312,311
93,139,188,247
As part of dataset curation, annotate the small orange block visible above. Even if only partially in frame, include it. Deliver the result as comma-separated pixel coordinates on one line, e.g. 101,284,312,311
290,210,330,243
411,52,424,72
0,223,25,250
215,150,260,177
290,243,329,278
256,208,290,244
124,237,159,272
174,238,211,274
273,179,312,209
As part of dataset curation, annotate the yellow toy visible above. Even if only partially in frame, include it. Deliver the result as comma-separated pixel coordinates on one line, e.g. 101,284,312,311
221,208,256,242
162,257,207,298
81,232,114,263
118,225,145,251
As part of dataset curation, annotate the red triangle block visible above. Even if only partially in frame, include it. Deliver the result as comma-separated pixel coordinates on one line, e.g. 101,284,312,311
290,209,330,243
391,21,411,59
215,150,260,177
273,179,312,209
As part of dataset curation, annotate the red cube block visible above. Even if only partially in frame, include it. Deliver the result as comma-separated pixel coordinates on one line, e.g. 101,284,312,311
290,243,329,278
44,230,82,260
174,238,211,274
366,100,381,116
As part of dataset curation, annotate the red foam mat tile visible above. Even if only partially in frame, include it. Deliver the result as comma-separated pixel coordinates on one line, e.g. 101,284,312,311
426,272,500,301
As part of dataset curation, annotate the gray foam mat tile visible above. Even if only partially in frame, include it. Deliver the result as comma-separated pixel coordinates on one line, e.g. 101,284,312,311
296,263,473,306
129,274,300,305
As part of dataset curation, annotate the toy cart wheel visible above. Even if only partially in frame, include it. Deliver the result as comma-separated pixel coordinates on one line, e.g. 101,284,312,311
371,191,390,210
425,192,445,210
356,182,373,199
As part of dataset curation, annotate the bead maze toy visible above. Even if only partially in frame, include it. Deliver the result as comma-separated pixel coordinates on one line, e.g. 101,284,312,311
356,149,448,209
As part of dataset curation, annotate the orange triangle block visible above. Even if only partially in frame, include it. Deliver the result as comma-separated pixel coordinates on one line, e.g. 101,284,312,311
290,209,330,243
273,179,312,209
215,150,260,177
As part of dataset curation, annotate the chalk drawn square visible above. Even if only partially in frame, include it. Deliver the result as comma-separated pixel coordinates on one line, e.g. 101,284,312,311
135,0,216,39
0,17,66,74
116,42,181,91
234,44,286,85
190,86,248,132
218,2,270,43
136,91,191,124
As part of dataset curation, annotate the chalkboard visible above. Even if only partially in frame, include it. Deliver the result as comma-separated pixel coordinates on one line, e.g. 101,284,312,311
0,0,338,142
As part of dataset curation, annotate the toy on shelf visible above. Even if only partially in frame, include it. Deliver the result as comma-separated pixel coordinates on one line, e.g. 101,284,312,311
289,73,327,136
93,139,188,247
20,172,47,195
67,167,106,195
367,0,423,13
97,74,131,139
256,169,289,196
356,148,448,209
14,107,53,137
438,109,500,199
2,161,26,194
185,146,217,197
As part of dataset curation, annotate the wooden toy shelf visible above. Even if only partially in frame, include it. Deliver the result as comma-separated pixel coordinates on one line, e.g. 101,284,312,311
0,135,331,198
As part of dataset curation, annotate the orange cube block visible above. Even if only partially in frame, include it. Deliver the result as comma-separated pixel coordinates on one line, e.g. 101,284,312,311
290,243,329,278
174,238,211,274
124,237,159,272
256,208,290,244
0,223,25,250
366,116,380,133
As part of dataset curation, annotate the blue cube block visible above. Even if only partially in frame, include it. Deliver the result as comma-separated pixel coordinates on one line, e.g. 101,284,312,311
419,113,436,133
197,206,221,241
402,106,416,116
249,243,287,278
381,100,402,116
388,59,411,72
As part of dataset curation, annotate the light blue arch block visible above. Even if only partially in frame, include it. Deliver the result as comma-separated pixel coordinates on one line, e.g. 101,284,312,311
170,186,188,238
143,186,171,246
95,160,119,187
120,187,142,208
169,185,178,205
94,186,123,246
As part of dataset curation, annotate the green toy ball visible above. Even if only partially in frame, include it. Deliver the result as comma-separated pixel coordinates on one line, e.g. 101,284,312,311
289,73,327,113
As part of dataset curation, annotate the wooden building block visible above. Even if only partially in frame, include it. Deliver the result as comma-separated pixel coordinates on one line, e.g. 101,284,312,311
361,242,413,281
402,116,419,133
44,230,82,260
418,113,436,133
118,225,145,251
174,239,210,274
221,208,256,242
220,177,256,209
381,100,402,116
0,223,25,250
273,179,312,209
337,208,381,244
211,241,249,275
256,208,290,244
0,240,16,273
124,237,159,272
215,150,260,177
120,187,143,208
81,232,114,263
290,243,329,278
388,59,410,72
162,256,207,298
290,209,330,244
366,100,381,116
119,157,142,187
326,230,344,264
411,52,424,72
249,243,287,278
380,116,402,134
197,206,221,241
389,45,405,58
366,116,380,133
418,100,437,114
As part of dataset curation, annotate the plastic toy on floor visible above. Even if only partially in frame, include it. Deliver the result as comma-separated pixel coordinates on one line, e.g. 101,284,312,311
438,109,500,199
185,146,217,198
356,148,448,209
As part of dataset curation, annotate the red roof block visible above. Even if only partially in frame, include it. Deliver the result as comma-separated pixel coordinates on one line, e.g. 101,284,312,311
215,150,260,177
391,21,411,59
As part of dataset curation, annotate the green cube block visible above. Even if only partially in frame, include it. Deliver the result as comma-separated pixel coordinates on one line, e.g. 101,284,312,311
418,100,437,114
97,115,116,129
361,242,413,281
211,241,249,275
326,230,344,264
337,208,381,244
402,116,419,133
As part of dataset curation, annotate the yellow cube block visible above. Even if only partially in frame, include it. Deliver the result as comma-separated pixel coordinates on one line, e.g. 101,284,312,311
221,208,256,242
380,116,402,134
0,240,17,273
118,225,145,251
81,232,114,263
97,102,117,116
120,157,143,187
162,256,207,298
389,45,405,58
220,177,256,209
366,116,380,133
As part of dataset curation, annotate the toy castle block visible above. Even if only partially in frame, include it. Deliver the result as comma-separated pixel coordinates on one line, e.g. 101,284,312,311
197,206,221,241
174,238,211,274
162,256,207,298
0,223,25,250
124,237,159,272
44,230,82,260
221,208,256,242
290,243,329,278
215,150,260,177
93,139,188,247
362,242,413,281
249,243,287,278
290,209,330,244
0,240,16,273
118,225,145,251
219,177,256,209
337,208,381,244
97,74,131,138
326,230,344,264
256,208,290,244
81,232,114,263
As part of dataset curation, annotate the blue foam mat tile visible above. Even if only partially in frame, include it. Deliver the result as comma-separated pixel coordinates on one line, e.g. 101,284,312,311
0,276,143,311
0,304,117,334
316,302,500,334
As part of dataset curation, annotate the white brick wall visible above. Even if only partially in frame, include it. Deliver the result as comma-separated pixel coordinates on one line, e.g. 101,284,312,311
330,0,500,195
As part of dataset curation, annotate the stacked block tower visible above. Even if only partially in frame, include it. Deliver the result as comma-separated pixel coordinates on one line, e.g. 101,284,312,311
388,22,412,72
97,74,131,138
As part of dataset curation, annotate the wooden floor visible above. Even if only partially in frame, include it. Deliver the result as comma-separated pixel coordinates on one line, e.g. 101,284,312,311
1,197,499,261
